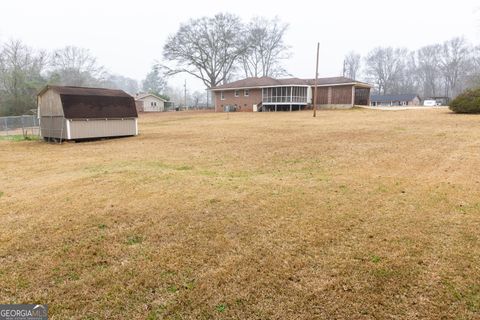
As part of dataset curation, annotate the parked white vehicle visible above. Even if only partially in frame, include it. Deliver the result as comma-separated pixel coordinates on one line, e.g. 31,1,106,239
423,100,437,107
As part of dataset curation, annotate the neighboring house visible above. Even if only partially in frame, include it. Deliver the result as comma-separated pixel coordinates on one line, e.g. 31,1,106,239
210,76,372,112
37,85,138,141
370,94,421,107
134,93,167,112
429,96,450,106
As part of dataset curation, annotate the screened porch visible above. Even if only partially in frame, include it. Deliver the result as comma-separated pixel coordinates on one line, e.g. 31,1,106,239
261,86,308,105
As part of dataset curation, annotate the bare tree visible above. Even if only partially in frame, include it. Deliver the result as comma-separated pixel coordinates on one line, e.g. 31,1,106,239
393,51,420,94
416,44,442,97
343,51,361,80
473,45,480,70
49,46,106,86
240,17,290,78
365,47,407,94
103,74,139,95
363,39,477,98
0,39,47,115
470,45,480,87
191,91,205,108
163,13,244,88
439,37,471,97
163,86,185,106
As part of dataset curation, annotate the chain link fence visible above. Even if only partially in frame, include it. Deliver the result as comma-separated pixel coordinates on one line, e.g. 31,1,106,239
0,115,40,138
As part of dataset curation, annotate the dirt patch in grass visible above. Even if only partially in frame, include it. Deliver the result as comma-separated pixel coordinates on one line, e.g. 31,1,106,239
0,109,479,319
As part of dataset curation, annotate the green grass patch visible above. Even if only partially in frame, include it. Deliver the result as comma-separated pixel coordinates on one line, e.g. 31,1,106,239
146,161,193,171
444,281,480,312
199,170,219,177
376,185,389,193
167,285,178,293
146,306,166,320
176,165,193,171
215,304,227,313
372,268,396,278
67,271,80,281
0,135,39,141
126,235,143,245
183,279,195,290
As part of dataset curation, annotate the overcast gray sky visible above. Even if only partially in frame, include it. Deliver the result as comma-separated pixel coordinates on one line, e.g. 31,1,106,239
1,0,479,91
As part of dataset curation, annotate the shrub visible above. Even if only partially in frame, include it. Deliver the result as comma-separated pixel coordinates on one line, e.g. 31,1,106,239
449,88,480,113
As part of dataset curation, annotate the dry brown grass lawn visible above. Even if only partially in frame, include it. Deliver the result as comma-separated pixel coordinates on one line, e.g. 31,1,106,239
1,109,480,319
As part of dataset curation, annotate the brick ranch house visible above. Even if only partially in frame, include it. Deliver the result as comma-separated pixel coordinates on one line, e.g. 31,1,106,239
210,76,372,112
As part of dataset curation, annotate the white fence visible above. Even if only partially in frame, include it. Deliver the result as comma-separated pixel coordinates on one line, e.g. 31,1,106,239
0,115,40,137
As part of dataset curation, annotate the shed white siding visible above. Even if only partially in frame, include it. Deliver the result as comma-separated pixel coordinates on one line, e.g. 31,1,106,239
68,119,137,139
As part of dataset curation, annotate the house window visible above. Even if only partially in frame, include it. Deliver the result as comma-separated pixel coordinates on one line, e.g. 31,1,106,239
234,90,240,97
244,89,249,97
220,91,225,100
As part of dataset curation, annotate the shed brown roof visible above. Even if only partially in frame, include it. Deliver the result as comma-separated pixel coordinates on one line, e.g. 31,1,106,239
210,76,371,90
39,85,138,119
39,85,132,97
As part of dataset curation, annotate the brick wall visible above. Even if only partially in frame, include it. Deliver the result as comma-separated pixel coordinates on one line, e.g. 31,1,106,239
214,89,262,112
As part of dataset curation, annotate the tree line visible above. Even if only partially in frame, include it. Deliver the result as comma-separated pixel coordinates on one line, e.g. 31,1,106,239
344,37,480,98
163,13,480,100
0,13,290,116
2,11,479,116
0,40,169,116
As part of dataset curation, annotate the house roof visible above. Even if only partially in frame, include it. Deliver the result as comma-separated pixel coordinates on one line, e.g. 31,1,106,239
39,85,138,119
134,93,167,102
304,77,371,87
210,76,371,90
371,94,420,102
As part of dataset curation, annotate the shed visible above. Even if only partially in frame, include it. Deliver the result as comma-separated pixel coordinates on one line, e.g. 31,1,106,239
37,85,138,141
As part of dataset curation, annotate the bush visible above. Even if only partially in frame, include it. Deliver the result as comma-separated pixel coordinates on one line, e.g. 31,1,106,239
449,88,480,113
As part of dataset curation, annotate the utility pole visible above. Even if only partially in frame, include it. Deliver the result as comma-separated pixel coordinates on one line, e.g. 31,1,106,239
343,60,346,77
313,42,319,118
184,79,187,110
206,90,209,109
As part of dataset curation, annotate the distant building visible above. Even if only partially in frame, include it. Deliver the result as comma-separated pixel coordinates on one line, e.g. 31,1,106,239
370,94,421,107
209,76,372,112
134,93,167,112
